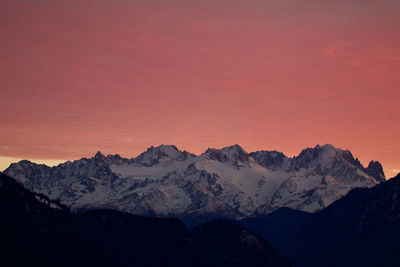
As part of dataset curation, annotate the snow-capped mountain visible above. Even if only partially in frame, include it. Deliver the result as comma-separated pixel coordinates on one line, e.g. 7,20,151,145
3,144,385,224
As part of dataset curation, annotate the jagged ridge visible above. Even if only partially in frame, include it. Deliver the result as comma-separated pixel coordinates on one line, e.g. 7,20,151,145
4,144,385,226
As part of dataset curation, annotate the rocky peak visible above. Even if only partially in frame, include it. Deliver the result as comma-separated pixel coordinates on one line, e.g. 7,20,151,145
249,150,288,170
205,149,229,162
291,145,332,170
221,145,250,162
366,161,385,182
94,151,105,159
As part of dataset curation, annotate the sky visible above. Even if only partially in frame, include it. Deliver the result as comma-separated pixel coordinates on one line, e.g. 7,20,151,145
1,0,399,177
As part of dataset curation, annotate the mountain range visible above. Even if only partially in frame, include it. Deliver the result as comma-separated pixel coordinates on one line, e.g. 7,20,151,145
4,144,385,225
2,144,400,266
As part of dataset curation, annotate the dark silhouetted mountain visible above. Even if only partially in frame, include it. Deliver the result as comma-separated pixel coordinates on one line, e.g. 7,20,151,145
366,160,385,182
4,144,384,226
0,172,293,267
236,207,312,248
190,220,293,267
282,173,400,267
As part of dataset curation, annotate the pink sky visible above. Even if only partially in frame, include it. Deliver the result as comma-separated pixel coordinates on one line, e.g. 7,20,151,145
1,0,399,176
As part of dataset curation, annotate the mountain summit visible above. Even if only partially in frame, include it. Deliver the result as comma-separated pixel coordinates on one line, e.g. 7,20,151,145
4,144,384,225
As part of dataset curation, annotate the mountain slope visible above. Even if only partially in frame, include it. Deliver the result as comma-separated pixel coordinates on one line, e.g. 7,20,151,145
282,173,400,267
0,172,293,267
236,207,312,248
4,144,384,225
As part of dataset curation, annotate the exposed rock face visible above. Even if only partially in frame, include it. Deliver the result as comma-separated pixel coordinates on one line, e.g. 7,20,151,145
366,160,385,182
4,144,385,225
249,151,288,170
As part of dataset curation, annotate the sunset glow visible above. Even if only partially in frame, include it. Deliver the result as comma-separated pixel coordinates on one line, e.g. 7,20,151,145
1,0,399,176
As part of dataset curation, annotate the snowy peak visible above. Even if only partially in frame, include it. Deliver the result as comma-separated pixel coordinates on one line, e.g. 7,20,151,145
135,144,196,166
220,144,247,153
205,144,250,163
289,144,385,184
221,144,249,161
292,144,360,171
318,144,336,150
